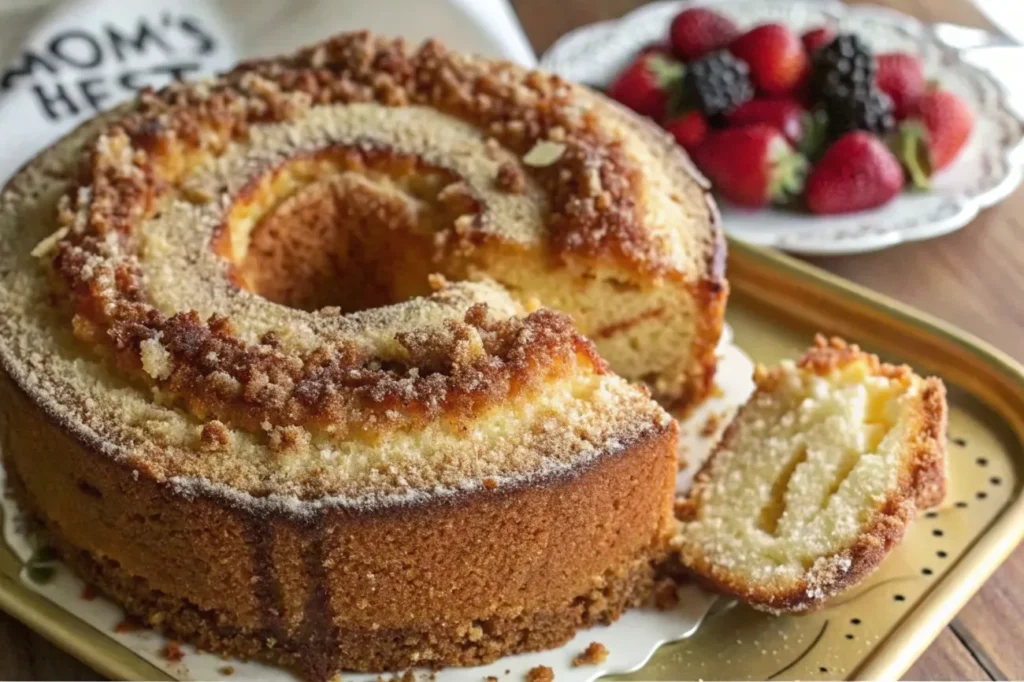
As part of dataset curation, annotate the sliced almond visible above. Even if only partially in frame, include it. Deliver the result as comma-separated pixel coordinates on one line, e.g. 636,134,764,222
522,140,566,168
30,227,69,258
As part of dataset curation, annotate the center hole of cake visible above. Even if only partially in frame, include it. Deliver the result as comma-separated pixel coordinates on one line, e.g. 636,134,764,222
221,147,477,313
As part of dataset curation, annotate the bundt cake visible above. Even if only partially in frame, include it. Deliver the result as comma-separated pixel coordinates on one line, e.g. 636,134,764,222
0,32,724,678
674,337,947,613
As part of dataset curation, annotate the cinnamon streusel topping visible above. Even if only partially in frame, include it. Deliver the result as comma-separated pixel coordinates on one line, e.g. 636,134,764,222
0,32,694,506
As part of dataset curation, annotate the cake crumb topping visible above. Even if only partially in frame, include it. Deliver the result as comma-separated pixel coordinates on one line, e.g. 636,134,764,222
139,338,173,381
572,641,609,666
161,640,185,662
526,665,554,682
653,578,680,610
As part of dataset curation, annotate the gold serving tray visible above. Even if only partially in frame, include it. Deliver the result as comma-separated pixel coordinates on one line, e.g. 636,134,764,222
1,240,1022,681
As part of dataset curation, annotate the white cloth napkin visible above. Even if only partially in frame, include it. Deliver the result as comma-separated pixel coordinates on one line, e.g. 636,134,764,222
0,0,536,184
0,0,237,184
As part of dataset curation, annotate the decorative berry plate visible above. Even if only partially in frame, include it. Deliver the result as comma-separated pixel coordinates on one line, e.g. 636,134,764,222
540,0,1024,256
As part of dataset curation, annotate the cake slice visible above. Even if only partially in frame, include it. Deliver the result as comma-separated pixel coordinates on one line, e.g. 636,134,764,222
674,336,947,613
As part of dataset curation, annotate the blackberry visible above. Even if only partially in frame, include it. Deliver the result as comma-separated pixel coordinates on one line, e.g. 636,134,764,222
684,50,753,120
828,87,896,136
810,33,875,104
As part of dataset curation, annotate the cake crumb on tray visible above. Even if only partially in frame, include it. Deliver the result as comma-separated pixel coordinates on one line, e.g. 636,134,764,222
572,641,609,666
526,665,554,682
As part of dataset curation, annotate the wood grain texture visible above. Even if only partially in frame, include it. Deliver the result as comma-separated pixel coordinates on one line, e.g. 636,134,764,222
0,0,1020,679
903,628,992,681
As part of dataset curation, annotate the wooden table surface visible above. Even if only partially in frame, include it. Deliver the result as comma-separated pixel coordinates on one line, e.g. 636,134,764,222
0,0,1021,679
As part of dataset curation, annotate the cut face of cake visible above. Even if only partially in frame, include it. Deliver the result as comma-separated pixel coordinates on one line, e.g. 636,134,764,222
674,336,947,613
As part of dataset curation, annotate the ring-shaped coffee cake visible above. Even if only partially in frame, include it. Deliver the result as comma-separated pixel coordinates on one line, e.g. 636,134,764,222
0,33,725,677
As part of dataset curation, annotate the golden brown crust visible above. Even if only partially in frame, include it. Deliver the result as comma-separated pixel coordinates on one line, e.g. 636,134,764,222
33,517,655,677
2,372,678,676
675,338,948,614
909,377,949,509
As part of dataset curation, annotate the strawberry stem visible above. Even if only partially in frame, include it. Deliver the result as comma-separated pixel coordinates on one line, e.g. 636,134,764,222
648,54,686,89
799,109,830,161
769,141,809,205
894,121,932,190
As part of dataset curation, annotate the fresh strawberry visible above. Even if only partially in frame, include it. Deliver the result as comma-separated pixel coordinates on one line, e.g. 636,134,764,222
608,52,685,120
805,132,904,214
669,7,740,61
692,124,808,207
801,26,836,56
665,111,710,153
727,99,830,159
727,98,806,146
896,88,974,187
730,24,809,96
876,52,926,120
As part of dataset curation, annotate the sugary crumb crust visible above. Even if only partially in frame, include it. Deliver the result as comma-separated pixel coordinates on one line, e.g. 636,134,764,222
675,336,948,613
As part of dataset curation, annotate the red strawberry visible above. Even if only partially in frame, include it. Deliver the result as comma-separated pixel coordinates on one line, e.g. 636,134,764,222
730,24,808,96
608,52,685,120
692,124,808,207
669,8,740,61
665,111,709,153
896,89,974,187
727,99,830,159
727,98,806,146
801,26,836,55
876,52,926,119
805,132,904,214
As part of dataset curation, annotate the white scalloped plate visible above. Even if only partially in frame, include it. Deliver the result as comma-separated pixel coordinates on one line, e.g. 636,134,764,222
540,0,1024,256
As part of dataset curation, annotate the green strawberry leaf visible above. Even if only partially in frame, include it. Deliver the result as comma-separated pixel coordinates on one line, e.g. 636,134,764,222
799,109,830,161
665,84,692,121
770,145,810,206
893,121,933,190
647,54,686,90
